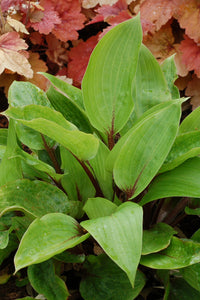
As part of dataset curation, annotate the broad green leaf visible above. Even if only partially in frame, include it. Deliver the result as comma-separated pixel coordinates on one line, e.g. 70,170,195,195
82,16,142,135
47,85,92,133
0,129,7,145
160,131,200,173
113,99,182,199
80,254,146,300
107,99,186,172
161,55,179,99
83,197,117,219
132,44,171,120
15,122,55,151
0,179,73,218
14,213,90,272
40,72,84,108
6,105,99,161
60,147,95,203
28,259,69,300
89,140,114,200
179,106,200,134
140,157,200,205
8,81,50,108
140,236,200,269
168,278,200,300
0,233,18,265
17,147,62,182
81,202,143,286
0,119,23,186
142,223,176,255
8,81,54,150
0,229,10,249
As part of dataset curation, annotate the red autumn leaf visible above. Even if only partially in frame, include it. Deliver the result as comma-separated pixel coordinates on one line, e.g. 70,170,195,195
185,75,200,110
45,34,68,66
49,0,86,42
67,34,99,86
179,35,200,78
1,0,23,12
143,22,175,63
175,0,200,43
138,0,176,34
29,0,61,35
0,32,33,78
96,0,128,19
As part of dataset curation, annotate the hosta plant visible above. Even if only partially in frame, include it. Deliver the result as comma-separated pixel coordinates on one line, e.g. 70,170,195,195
1,15,200,299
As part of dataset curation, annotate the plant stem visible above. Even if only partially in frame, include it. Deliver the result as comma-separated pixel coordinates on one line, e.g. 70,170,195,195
41,134,62,174
76,157,104,197
163,197,190,225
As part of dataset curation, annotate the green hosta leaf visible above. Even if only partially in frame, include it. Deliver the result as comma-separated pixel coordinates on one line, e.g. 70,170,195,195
161,55,179,99
140,236,200,269
80,254,146,300
40,72,84,108
113,99,182,199
0,129,7,145
0,179,72,218
47,85,92,133
14,213,90,272
0,229,10,249
6,105,99,161
0,233,18,265
141,157,200,205
0,119,23,186
160,131,200,173
132,44,171,120
60,147,95,203
81,202,143,287
16,148,62,182
8,81,50,108
28,259,69,300
82,16,142,135
89,140,114,200
168,278,200,300
83,197,117,219
179,106,200,134
142,223,176,255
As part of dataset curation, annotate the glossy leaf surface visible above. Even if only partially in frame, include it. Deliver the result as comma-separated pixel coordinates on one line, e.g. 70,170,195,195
113,100,182,199
6,105,99,161
14,213,90,272
142,223,176,255
28,259,69,300
83,197,117,219
82,16,142,134
160,131,200,173
161,55,179,99
140,237,200,269
81,202,143,286
47,85,92,133
0,179,72,218
168,278,200,299
141,157,200,205
179,106,200,134
132,44,171,120
80,254,146,300
40,72,84,108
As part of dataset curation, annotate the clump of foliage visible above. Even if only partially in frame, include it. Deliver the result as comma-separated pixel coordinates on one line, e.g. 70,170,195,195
1,16,200,299
1,0,200,111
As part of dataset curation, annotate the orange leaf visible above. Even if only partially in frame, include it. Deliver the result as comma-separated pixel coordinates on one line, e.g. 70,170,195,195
0,32,33,78
185,75,200,110
179,35,200,78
